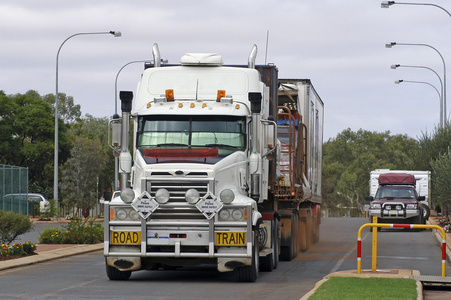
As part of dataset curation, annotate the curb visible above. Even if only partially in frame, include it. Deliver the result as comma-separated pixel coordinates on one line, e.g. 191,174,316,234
0,243,103,271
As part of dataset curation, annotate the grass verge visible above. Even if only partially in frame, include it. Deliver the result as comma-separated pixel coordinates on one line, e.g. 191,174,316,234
308,277,417,300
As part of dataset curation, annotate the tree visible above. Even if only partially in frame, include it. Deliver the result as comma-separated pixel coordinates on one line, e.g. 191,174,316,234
322,128,418,216
60,136,106,214
42,93,82,123
430,149,451,216
0,90,71,196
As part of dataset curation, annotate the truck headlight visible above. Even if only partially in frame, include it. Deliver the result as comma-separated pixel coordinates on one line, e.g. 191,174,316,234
370,203,381,209
220,189,235,204
231,209,244,220
112,207,140,221
219,209,230,220
155,189,170,204
116,209,127,220
185,189,200,204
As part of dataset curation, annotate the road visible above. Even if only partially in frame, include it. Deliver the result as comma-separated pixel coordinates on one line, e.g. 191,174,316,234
1,217,450,299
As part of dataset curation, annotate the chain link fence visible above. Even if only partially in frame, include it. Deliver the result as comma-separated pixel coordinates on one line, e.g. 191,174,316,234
0,164,36,215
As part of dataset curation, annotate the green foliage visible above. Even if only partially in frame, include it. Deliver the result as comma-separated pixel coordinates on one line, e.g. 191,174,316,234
0,90,71,196
0,211,33,245
309,277,417,300
322,129,418,215
39,217,103,244
1,242,36,259
39,199,57,220
60,136,106,212
430,149,451,213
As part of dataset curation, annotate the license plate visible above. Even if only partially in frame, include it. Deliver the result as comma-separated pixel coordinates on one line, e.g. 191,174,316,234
111,231,141,245
215,232,246,246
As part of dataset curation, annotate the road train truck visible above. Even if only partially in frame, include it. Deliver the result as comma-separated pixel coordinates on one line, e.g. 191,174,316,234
104,44,324,282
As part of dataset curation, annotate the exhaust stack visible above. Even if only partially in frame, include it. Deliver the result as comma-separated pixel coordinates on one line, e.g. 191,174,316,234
153,43,161,68
248,44,258,69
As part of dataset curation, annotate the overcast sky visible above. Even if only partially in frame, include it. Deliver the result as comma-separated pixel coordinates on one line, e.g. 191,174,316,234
1,0,450,141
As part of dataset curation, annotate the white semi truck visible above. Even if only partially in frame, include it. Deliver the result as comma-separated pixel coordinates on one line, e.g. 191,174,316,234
104,44,324,281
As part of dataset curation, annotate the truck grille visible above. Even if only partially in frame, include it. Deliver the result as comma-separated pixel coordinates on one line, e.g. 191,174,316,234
146,173,211,220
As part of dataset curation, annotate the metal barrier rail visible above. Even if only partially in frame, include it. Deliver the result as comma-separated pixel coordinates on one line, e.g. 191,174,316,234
357,221,447,277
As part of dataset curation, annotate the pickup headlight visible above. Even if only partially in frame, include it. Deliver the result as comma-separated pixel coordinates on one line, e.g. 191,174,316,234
370,203,381,209
406,204,418,209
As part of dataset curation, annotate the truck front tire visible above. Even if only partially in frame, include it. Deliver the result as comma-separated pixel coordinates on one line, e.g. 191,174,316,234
106,260,132,280
237,230,259,282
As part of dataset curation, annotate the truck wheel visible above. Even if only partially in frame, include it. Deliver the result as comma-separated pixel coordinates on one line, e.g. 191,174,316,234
260,218,279,271
106,260,132,280
238,230,259,282
422,205,430,221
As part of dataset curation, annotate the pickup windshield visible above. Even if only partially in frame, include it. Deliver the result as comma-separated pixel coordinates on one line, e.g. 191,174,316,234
137,115,246,159
375,187,416,199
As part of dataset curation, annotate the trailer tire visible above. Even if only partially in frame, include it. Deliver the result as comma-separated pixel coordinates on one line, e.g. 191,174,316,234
237,230,259,282
106,260,132,281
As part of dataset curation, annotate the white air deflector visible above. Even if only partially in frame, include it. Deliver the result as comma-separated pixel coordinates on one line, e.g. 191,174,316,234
181,53,223,66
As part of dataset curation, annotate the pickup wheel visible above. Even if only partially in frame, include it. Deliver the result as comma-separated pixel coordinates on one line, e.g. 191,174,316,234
237,230,259,282
106,260,132,280
422,205,430,221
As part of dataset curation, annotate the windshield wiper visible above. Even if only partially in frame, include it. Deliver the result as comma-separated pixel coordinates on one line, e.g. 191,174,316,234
203,144,240,150
156,143,190,148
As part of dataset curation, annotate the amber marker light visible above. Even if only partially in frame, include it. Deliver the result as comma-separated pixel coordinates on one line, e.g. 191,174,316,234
217,90,226,101
166,89,174,101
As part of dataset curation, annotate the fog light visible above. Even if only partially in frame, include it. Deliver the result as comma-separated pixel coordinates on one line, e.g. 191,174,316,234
155,189,170,204
121,188,135,203
185,189,200,204
220,189,235,204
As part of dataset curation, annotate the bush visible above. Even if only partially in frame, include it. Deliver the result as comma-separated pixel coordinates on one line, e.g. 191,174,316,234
39,217,103,244
1,242,36,260
39,199,57,221
0,211,33,245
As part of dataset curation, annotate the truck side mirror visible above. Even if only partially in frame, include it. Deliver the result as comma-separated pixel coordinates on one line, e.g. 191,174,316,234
365,196,374,201
261,118,276,159
418,196,425,201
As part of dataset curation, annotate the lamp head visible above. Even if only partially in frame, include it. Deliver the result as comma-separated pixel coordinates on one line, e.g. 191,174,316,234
385,42,396,48
110,31,122,37
395,80,403,84
381,1,395,8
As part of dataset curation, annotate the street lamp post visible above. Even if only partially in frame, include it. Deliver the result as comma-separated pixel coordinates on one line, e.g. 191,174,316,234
381,1,451,19
395,79,442,126
54,31,121,218
386,42,447,125
391,64,443,127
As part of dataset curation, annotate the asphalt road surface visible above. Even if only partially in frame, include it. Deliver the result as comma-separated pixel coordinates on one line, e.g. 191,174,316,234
2,217,450,299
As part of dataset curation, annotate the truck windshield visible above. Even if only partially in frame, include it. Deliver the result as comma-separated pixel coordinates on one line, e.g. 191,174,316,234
375,187,416,199
137,115,246,158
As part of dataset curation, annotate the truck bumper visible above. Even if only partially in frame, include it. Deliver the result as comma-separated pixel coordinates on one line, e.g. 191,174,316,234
104,202,254,272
